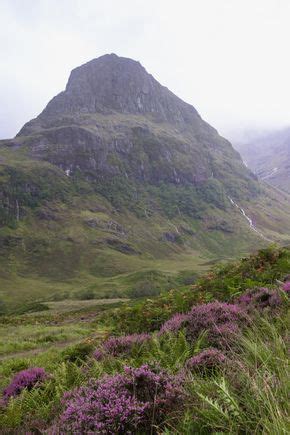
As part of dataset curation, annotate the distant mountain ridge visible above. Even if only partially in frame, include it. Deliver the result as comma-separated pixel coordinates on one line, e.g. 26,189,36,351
1,54,290,309
235,127,290,193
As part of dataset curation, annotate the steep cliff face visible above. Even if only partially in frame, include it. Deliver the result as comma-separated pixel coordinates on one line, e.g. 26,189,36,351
20,53,201,124
1,54,290,308
14,54,257,199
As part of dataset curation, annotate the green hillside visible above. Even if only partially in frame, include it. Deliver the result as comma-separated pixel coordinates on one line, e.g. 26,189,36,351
1,54,290,311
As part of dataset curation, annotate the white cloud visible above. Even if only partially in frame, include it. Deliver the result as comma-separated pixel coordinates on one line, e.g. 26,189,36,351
1,0,290,139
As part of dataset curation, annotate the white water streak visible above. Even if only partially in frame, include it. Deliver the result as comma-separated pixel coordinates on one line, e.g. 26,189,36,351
261,167,278,180
228,197,272,242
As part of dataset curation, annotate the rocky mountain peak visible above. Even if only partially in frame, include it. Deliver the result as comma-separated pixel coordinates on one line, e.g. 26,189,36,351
13,54,253,192
37,53,199,125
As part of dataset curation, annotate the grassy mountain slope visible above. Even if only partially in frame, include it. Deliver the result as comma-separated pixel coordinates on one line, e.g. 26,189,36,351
1,55,290,310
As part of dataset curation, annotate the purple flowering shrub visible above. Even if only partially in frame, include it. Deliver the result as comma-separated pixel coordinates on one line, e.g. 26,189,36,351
57,365,183,433
156,302,247,349
236,287,282,310
158,313,188,335
94,333,151,360
185,302,247,348
3,367,48,404
282,281,290,294
186,348,226,373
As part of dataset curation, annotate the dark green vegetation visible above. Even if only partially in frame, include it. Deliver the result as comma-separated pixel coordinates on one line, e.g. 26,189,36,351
0,246,289,433
1,54,290,310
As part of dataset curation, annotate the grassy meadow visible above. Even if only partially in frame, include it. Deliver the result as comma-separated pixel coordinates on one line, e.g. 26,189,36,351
0,245,289,433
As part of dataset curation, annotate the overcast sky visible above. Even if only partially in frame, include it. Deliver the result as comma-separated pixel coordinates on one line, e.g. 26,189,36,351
1,0,290,140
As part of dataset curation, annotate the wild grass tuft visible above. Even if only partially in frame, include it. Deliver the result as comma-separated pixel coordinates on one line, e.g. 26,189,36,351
173,317,289,434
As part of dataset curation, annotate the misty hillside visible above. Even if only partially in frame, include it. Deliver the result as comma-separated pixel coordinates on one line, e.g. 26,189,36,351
234,127,290,194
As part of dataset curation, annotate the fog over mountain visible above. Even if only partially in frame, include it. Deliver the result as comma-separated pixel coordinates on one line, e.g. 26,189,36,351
233,126,290,194
1,0,290,139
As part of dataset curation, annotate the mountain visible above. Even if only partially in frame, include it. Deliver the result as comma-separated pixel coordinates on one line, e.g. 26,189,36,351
1,54,290,310
234,127,290,193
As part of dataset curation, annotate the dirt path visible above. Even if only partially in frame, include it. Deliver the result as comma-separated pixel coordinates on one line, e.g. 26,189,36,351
0,332,107,362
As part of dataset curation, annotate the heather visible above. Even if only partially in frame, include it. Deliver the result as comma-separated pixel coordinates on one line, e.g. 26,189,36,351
282,280,290,293
0,246,289,433
56,365,183,433
158,301,247,349
185,302,247,348
158,313,188,335
235,286,282,310
186,348,227,373
2,367,48,404
94,333,151,360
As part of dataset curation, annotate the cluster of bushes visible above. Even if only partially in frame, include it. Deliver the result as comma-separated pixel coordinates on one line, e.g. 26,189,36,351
0,247,289,433
123,270,177,299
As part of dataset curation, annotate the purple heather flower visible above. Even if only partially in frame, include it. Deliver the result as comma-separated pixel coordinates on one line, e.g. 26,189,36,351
282,281,290,294
56,365,184,433
94,333,151,360
236,287,282,310
2,367,48,404
186,348,226,373
185,301,247,348
158,313,188,335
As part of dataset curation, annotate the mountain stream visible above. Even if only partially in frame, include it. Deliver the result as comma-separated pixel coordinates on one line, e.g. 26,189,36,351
228,197,272,242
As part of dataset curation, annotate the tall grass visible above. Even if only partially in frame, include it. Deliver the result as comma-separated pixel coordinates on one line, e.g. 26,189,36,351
172,318,289,434
0,316,288,433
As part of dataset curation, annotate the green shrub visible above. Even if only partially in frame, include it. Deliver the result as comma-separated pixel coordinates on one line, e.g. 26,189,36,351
61,342,94,364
